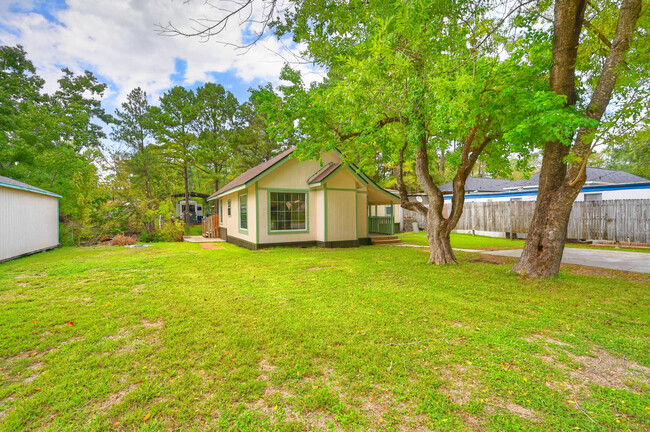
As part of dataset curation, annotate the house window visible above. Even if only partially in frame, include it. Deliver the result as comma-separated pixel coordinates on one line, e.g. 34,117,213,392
584,193,602,202
385,205,392,216
219,200,223,223
239,194,248,231
227,200,231,216
269,192,307,232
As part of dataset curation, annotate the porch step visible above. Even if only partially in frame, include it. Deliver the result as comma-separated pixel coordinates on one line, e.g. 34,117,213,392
370,235,401,245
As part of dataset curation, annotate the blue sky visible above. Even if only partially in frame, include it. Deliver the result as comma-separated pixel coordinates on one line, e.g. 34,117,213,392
0,0,321,148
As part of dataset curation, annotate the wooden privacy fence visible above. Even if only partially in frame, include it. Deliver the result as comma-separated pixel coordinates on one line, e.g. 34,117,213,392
447,199,650,243
402,199,650,243
202,214,220,238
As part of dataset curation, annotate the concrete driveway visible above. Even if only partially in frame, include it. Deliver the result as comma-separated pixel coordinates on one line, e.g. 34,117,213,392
468,248,650,274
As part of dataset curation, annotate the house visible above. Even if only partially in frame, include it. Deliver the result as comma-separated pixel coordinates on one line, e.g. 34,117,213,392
0,176,61,263
206,148,400,250
397,167,650,232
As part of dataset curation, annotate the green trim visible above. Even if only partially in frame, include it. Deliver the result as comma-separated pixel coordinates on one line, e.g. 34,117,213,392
323,184,328,242
258,187,308,192
57,199,60,245
266,189,309,235
326,187,358,192
356,190,368,193
245,154,293,187
309,182,323,187
209,151,295,200
210,184,246,200
0,182,62,198
238,191,248,234
255,184,259,244
355,188,358,240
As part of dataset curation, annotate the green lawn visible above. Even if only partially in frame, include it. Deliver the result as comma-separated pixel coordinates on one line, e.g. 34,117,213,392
400,232,650,253
0,243,648,431
184,224,203,236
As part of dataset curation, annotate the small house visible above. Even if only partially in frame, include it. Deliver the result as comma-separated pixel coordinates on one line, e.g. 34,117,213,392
0,176,61,263
206,148,400,249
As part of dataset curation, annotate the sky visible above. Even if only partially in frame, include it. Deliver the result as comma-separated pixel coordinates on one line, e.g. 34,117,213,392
0,0,321,148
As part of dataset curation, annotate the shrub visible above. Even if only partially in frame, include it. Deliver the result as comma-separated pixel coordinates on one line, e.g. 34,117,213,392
111,234,137,246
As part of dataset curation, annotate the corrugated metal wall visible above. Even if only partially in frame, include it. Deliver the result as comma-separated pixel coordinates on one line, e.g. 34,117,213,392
0,187,59,262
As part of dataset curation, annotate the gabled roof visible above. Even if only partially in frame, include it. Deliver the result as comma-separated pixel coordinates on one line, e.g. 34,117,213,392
208,147,295,200
308,162,342,185
437,167,648,194
0,175,62,198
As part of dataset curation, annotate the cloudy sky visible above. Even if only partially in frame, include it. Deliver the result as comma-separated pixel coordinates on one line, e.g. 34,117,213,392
0,0,320,142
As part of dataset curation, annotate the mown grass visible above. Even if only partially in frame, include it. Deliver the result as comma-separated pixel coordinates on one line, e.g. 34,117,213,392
400,232,650,253
0,242,648,431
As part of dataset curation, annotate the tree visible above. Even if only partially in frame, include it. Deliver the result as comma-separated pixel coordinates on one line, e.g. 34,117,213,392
263,1,560,264
150,86,199,224
194,82,239,193
111,87,158,198
511,0,647,278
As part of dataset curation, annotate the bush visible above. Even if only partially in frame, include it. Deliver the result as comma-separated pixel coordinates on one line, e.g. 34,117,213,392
136,220,185,243
111,234,137,246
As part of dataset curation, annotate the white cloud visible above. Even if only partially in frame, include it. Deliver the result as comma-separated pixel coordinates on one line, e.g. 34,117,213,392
0,0,323,105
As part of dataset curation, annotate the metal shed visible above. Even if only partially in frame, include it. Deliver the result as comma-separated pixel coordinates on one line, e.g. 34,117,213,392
0,176,61,263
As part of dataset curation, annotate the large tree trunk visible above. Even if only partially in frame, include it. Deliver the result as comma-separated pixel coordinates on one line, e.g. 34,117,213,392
513,0,642,278
427,211,457,264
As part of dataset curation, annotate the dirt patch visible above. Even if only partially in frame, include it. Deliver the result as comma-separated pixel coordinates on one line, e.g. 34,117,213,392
561,264,650,283
537,346,650,392
501,401,541,421
95,384,137,411
259,359,277,372
523,334,571,347
306,266,332,272
141,319,163,329
437,364,480,405
465,254,509,265
106,329,131,341
200,243,224,250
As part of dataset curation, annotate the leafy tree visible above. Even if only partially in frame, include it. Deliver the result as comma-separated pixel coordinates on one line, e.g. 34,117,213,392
511,0,647,278
264,1,566,264
194,82,239,192
150,86,199,224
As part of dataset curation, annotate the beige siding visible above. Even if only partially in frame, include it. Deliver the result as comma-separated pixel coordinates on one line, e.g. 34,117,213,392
220,185,257,244
258,154,338,189
327,190,357,241
1,187,59,262
357,191,368,238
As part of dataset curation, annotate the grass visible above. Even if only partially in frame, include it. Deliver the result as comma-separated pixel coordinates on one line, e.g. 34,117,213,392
183,224,203,236
399,232,650,253
0,242,648,431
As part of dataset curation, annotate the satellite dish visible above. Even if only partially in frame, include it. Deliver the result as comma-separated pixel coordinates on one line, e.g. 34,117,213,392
416,196,423,203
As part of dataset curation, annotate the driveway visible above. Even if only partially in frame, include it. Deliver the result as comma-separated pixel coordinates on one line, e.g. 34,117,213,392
460,248,650,274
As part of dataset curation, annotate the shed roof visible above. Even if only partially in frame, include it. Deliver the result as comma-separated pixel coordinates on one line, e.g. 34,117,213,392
0,175,62,198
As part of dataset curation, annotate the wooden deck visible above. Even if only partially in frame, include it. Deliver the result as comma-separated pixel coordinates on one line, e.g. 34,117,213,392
183,236,225,243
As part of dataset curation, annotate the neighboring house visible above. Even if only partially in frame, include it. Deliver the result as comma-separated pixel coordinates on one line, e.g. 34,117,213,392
397,167,650,231
206,148,400,250
171,192,209,223
0,176,61,263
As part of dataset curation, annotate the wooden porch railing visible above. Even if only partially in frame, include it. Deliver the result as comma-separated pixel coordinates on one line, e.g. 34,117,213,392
369,216,394,235
202,214,220,238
